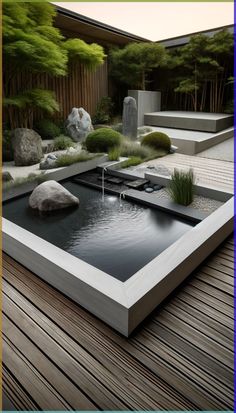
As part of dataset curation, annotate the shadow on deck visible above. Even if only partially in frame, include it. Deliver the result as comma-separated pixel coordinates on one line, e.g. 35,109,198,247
2,235,234,410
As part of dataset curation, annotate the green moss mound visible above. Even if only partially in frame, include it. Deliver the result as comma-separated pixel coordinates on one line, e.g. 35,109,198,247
85,128,122,153
141,131,171,152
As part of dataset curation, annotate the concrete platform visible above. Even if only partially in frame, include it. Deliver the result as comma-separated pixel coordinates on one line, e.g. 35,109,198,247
144,111,234,132
142,125,234,155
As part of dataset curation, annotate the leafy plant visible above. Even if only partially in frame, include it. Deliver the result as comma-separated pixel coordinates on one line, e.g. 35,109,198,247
34,118,61,139
92,96,114,124
141,132,171,153
53,135,75,151
3,2,106,129
85,128,122,153
110,42,167,90
168,169,195,206
3,130,14,162
56,152,97,167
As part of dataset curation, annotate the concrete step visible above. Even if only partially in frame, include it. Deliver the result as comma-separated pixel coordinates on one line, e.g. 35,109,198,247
144,111,234,132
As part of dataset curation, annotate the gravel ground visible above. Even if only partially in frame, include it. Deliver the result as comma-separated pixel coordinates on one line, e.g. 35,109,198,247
150,187,223,213
3,143,82,179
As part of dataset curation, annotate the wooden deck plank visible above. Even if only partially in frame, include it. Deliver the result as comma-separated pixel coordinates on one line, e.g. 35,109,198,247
3,235,234,410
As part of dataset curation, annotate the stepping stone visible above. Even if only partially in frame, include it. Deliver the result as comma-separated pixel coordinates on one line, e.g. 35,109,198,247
106,177,124,185
126,179,149,190
153,184,163,191
145,187,154,193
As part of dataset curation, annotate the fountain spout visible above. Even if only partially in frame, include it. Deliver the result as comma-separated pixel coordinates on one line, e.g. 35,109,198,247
119,190,127,207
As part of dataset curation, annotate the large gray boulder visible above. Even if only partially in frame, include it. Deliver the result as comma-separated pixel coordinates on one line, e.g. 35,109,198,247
66,107,93,142
122,96,138,140
12,128,43,166
29,180,79,212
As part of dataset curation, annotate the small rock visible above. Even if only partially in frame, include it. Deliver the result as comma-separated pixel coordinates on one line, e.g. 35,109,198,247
40,155,58,170
170,145,178,154
153,184,163,191
145,187,154,193
2,171,14,182
47,154,58,160
29,180,79,212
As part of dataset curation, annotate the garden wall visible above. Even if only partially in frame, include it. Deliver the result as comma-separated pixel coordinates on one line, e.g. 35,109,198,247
5,59,108,124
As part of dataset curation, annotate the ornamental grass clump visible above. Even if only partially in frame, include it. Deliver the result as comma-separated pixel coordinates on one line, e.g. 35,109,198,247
168,168,195,206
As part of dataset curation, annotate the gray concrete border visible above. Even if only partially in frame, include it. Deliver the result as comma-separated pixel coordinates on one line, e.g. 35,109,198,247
2,157,234,336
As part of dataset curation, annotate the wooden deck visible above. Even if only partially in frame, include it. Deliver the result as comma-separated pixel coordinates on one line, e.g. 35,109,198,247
3,235,234,410
141,153,234,191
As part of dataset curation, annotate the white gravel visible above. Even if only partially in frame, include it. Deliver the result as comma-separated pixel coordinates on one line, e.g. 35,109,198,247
150,187,223,213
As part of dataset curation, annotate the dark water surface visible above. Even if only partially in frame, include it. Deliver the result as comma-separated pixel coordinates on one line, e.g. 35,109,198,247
3,181,194,281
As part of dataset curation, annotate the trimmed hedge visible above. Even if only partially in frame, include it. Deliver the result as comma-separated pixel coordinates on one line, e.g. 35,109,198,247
85,128,122,153
141,131,171,152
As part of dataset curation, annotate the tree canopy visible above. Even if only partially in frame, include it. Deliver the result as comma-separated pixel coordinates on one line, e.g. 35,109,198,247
168,30,234,112
109,42,167,90
3,2,106,128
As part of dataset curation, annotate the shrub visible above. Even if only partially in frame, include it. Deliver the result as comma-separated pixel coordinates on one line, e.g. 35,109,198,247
85,128,122,153
92,96,114,124
53,135,75,151
119,156,142,168
141,131,171,152
56,152,96,167
3,130,14,161
168,169,195,206
34,119,60,139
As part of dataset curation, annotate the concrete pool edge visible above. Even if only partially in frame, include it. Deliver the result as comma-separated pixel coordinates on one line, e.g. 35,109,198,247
2,193,234,336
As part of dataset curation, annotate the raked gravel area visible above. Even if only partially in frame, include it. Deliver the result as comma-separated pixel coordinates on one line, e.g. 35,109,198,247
149,187,223,213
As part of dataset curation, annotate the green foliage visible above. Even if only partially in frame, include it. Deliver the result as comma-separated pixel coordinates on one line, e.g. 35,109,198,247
34,118,61,139
3,172,47,191
3,130,14,162
119,157,142,168
141,132,171,152
53,136,75,151
4,88,59,113
168,30,234,112
92,96,114,124
63,39,105,70
3,2,105,129
109,42,167,90
85,128,122,153
168,169,195,206
56,152,97,167
119,140,156,159
108,147,121,161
